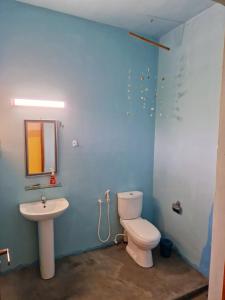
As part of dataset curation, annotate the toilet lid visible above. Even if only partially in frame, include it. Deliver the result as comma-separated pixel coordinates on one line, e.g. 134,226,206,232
121,218,160,244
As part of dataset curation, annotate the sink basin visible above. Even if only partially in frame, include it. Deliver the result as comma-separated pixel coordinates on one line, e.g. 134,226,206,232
20,198,69,221
19,198,69,280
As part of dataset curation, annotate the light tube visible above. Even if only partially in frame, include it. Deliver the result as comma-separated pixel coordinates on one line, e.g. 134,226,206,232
12,98,65,108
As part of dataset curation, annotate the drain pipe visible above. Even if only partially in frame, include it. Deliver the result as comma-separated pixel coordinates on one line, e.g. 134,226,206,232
0,248,11,266
114,233,126,244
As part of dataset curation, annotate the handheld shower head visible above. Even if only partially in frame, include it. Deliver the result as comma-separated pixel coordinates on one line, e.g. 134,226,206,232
105,189,111,202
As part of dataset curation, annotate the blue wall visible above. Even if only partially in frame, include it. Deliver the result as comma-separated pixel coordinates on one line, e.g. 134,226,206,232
153,4,225,277
0,0,158,270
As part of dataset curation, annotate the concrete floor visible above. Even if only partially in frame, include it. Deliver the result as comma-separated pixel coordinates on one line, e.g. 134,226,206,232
192,292,208,300
0,244,208,300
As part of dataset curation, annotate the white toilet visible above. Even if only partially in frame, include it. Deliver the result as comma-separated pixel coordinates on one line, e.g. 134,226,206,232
117,191,161,268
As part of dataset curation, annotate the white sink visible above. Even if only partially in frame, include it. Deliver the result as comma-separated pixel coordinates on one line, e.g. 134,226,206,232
20,198,69,221
19,198,69,280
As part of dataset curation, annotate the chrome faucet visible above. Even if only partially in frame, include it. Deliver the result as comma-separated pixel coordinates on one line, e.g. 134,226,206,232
41,195,47,207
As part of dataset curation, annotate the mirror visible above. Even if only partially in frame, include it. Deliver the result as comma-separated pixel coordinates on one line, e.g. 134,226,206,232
24,120,58,176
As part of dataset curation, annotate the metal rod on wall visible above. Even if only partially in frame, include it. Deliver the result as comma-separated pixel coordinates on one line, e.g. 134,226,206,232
129,32,170,51
213,0,225,6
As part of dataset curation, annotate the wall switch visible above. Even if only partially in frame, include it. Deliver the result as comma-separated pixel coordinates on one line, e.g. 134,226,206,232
72,139,79,148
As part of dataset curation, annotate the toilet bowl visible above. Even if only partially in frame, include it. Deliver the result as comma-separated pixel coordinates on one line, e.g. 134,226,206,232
118,191,161,268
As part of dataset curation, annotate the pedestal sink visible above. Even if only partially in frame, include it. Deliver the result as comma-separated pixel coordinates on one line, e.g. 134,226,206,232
19,198,69,279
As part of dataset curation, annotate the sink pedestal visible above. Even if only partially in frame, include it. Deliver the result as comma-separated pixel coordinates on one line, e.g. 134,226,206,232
19,198,69,280
38,219,55,279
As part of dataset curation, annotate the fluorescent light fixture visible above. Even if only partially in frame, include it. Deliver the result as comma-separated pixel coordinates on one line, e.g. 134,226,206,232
12,98,65,108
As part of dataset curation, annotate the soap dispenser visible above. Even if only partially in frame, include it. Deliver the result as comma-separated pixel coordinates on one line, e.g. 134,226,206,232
49,168,56,185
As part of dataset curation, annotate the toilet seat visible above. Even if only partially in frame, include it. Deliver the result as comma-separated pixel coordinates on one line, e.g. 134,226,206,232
121,218,161,248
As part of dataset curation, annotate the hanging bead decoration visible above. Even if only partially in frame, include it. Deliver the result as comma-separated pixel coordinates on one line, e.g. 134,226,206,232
173,54,187,121
147,67,151,80
126,66,156,118
156,52,188,122
127,68,133,116
139,66,156,118
156,75,167,118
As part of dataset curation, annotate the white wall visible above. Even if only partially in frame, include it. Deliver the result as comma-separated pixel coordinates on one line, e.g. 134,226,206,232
153,4,225,276
209,38,225,300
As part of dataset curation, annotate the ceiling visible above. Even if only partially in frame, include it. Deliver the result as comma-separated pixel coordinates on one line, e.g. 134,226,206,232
17,0,215,37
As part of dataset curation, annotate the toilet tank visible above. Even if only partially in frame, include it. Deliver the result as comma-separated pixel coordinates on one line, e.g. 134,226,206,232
117,191,143,220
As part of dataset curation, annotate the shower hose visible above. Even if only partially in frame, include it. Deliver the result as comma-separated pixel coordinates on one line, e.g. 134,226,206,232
97,191,111,243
